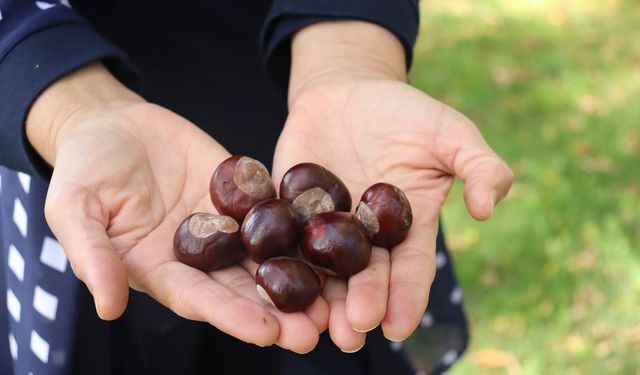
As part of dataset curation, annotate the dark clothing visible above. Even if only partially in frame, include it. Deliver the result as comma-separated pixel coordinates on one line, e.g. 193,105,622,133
0,1,468,374
0,0,419,178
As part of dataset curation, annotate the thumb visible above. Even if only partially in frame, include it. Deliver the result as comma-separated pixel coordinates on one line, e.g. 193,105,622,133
458,152,513,221
44,185,129,320
440,110,514,221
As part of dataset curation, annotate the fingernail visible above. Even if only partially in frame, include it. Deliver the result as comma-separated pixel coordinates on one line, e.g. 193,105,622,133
383,333,405,342
353,322,379,333
490,190,499,212
94,296,104,320
341,341,365,354
294,347,315,355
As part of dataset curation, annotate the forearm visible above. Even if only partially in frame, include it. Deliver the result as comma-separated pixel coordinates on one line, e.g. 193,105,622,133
0,0,137,177
289,21,407,105
25,62,143,166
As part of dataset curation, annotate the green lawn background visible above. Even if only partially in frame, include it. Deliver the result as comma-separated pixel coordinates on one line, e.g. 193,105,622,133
407,1,640,374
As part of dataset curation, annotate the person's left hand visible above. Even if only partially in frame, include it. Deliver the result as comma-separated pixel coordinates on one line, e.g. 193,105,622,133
273,74,513,352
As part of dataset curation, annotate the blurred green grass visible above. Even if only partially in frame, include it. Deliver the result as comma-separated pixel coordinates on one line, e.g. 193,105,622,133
408,0,640,374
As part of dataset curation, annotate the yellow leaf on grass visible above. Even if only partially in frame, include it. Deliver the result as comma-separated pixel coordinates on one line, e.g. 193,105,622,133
470,348,521,375
471,348,511,368
628,324,640,343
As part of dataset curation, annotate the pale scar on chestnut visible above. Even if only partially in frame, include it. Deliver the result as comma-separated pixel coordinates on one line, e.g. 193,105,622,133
174,213,245,271
256,257,321,313
256,284,276,308
356,182,413,248
292,187,334,222
355,201,380,236
234,157,276,199
188,213,239,237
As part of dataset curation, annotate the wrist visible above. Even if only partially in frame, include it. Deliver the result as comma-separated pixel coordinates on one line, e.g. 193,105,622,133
289,21,407,106
25,61,143,165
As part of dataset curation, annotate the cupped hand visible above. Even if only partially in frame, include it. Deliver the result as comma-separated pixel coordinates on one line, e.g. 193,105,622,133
42,100,328,353
272,78,513,351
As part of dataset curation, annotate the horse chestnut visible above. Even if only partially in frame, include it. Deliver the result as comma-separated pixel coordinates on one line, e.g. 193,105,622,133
301,212,372,277
279,163,351,222
173,213,246,271
355,183,413,248
241,199,299,263
210,155,277,221
255,257,322,313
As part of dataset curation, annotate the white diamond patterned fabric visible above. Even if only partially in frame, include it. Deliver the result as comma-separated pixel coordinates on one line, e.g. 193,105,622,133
9,333,18,360
381,246,469,374
35,2,56,10
435,251,447,269
420,311,434,328
33,286,59,321
441,350,459,366
8,245,25,282
17,173,30,194
30,330,49,363
450,286,463,305
40,237,67,273
7,289,21,322
1,167,79,375
389,340,404,352
12,198,27,238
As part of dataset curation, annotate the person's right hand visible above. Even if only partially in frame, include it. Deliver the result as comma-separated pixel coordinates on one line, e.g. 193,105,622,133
25,62,328,353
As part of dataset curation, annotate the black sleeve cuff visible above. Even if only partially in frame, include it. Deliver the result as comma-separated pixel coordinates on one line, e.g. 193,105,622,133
261,0,420,94
0,23,139,181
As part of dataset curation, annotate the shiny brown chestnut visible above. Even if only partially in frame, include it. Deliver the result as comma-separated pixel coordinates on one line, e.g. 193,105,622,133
256,257,322,313
241,199,299,263
301,212,372,277
279,163,352,222
173,213,246,271
355,183,413,248
210,155,277,221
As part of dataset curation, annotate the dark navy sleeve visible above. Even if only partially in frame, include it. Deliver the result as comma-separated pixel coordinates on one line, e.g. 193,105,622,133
261,0,420,93
0,1,138,179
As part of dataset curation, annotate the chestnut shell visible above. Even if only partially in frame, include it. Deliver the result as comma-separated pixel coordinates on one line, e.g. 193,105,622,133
173,213,246,271
255,257,322,313
279,163,352,217
301,211,372,277
356,183,413,248
241,199,300,263
210,155,276,221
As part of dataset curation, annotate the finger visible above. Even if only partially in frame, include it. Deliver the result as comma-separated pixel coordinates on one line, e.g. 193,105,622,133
345,247,390,332
304,296,330,334
323,278,366,353
216,263,322,354
242,259,330,336
381,219,436,341
132,261,280,347
439,108,514,220
44,186,129,320
458,153,514,221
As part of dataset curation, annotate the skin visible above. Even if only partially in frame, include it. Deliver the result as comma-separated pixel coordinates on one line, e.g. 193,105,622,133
273,21,514,351
26,20,513,355
26,63,326,354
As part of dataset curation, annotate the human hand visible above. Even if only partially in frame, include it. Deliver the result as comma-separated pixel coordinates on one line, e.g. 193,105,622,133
26,63,328,353
273,22,513,352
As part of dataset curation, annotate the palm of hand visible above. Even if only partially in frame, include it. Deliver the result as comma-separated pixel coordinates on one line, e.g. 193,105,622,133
273,79,512,349
276,80,458,217
47,103,326,352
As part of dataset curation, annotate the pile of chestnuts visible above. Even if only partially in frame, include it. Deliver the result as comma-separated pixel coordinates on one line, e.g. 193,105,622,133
173,156,413,313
